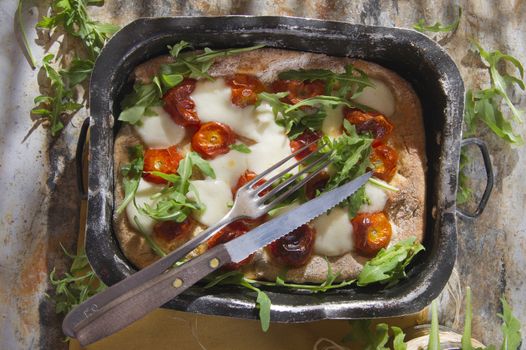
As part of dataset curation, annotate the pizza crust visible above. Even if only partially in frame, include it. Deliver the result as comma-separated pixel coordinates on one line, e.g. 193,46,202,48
113,48,426,282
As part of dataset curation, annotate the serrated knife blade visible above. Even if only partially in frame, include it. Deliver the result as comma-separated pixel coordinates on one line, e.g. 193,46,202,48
226,171,372,262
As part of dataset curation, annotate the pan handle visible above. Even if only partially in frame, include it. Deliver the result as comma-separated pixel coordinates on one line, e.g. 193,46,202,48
76,118,90,200
456,138,494,219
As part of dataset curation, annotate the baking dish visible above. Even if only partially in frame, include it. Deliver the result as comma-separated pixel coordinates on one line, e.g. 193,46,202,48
79,16,493,322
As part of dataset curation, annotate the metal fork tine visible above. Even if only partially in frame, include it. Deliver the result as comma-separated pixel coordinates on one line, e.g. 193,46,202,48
242,139,322,190
253,146,328,194
256,151,332,205
260,157,332,211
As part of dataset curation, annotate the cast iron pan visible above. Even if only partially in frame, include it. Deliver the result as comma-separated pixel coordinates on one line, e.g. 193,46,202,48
78,16,493,322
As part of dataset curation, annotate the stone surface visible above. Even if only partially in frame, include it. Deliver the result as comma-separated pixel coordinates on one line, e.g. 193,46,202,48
0,0,524,349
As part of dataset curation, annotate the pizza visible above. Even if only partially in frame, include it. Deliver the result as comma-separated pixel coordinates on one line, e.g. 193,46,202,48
113,43,426,283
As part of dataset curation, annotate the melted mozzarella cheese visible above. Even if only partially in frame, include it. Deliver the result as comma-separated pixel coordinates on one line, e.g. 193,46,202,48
126,179,164,235
188,180,232,226
357,182,388,214
245,103,297,176
353,79,395,117
191,79,263,141
322,105,344,137
208,151,248,188
134,107,186,147
313,207,354,256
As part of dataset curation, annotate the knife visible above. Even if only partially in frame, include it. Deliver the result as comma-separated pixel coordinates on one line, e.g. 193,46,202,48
64,171,371,346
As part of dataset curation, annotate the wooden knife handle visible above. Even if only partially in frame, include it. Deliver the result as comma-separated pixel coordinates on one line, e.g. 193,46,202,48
65,244,231,347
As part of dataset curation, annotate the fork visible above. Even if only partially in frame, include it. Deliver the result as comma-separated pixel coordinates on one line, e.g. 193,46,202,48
62,140,332,339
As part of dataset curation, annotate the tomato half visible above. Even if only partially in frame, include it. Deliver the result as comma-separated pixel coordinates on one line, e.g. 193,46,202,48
191,122,236,159
162,78,200,127
227,74,266,107
344,108,394,146
304,171,330,200
208,221,253,269
267,224,315,267
143,146,183,184
370,144,398,182
271,79,325,105
289,129,321,160
351,212,392,256
152,218,195,251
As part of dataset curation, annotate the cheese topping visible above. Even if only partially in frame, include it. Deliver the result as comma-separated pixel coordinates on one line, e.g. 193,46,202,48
357,182,388,214
188,180,232,226
126,179,164,235
321,105,344,137
353,78,395,117
313,207,354,256
134,107,186,148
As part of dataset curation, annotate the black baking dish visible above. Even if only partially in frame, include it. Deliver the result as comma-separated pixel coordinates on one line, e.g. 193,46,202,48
83,16,469,322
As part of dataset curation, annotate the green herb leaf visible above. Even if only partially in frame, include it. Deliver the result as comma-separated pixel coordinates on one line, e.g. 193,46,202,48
343,321,390,350
16,0,37,69
413,6,462,33
188,152,216,178
428,300,440,350
391,326,407,350
357,238,425,287
498,298,522,350
230,143,252,153
461,286,474,350
119,83,161,124
116,145,144,214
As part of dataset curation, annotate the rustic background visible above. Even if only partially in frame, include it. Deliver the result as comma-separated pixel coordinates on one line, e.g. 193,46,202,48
0,0,525,349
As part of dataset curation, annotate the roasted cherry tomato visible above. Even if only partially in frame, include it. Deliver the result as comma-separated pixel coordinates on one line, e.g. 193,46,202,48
304,171,330,200
344,108,394,146
289,130,321,160
152,218,195,251
227,74,266,107
268,224,315,267
271,79,325,105
233,170,269,196
351,212,392,256
370,144,398,182
208,221,254,269
162,78,200,127
191,122,236,159
143,146,183,184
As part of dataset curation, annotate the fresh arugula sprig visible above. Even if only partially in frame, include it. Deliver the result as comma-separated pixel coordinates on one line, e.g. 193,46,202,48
48,244,106,315
139,152,215,222
278,64,374,98
229,143,252,153
116,145,144,214
357,238,425,287
119,42,264,125
464,42,525,145
205,237,424,331
32,54,84,136
16,0,37,69
413,6,462,33
31,0,118,136
37,0,119,60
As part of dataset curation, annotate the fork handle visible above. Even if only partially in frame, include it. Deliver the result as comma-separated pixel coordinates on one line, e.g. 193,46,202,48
62,214,234,339
68,244,231,346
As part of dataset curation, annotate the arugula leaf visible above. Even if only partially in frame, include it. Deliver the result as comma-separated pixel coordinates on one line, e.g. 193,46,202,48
391,326,407,350
230,143,252,153
343,321,390,350
461,286,474,350
278,63,374,98
119,83,162,124
427,300,440,350
32,54,84,135
413,6,462,33
187,152,216,178
116,145,144,214
498,298,522,350
356,238,424,287
48,245,106,315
